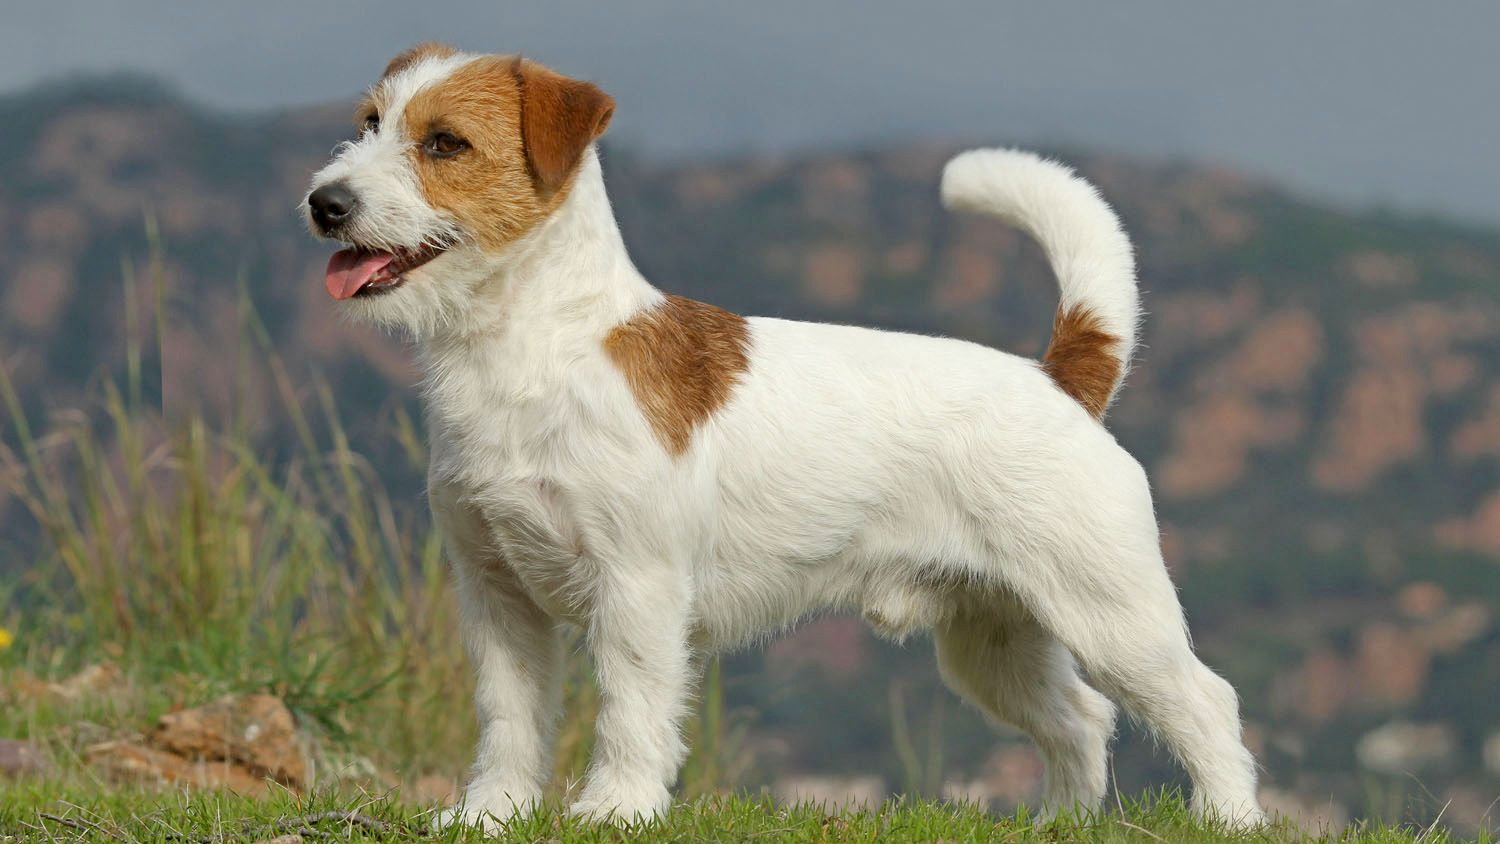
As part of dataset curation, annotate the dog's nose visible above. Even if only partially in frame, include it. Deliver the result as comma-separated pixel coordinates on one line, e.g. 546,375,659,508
308,182,357,230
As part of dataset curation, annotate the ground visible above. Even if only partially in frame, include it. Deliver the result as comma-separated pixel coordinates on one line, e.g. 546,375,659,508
0,789,1472,844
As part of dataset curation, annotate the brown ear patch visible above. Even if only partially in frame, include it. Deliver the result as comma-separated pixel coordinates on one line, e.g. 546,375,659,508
383,42,459,80
1041,304,1122,420
511,58,615,197
605,296,751,455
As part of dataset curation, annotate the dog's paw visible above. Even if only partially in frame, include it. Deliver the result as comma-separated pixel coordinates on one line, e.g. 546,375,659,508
431,805,501,834
432,784,541,833
567,782,671,825
1194,797,1268,830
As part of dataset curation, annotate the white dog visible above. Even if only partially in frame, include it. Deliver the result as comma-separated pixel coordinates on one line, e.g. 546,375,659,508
306,44,1264,828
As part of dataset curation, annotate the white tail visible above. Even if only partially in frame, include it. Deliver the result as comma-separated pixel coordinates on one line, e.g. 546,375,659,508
940,148,1138,418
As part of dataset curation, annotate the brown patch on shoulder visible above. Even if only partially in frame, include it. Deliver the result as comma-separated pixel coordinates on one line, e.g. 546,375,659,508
605,296,751,455
1041,304,1122,419
383,42,458,80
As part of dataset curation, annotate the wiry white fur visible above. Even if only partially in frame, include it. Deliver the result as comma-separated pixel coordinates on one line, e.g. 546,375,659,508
942,148,1140,411
305,53,479,336
306,55,1264,831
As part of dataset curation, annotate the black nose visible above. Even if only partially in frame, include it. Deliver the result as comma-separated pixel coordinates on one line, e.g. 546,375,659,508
308,182,357,231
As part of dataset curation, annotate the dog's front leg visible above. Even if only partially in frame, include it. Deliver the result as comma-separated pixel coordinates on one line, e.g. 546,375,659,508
450,561,562,828
570,566,693,822
432,487,562,831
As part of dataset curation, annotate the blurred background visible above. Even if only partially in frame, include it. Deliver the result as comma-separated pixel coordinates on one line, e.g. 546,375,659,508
1,1,1497,835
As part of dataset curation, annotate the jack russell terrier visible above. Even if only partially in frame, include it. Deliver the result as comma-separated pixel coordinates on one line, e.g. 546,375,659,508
305,43,1264,829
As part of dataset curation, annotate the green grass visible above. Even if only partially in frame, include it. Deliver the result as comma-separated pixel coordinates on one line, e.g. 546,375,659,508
0,228,745,822
1,229,1488,844
1,788,1471,844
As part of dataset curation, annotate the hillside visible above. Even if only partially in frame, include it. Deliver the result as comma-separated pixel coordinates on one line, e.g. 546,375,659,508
1,78,1497,833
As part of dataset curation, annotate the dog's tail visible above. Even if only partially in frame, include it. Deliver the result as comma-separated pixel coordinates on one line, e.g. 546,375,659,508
940,148,1138,420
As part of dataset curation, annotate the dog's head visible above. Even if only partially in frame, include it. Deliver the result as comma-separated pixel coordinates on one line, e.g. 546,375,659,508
305,43,614,330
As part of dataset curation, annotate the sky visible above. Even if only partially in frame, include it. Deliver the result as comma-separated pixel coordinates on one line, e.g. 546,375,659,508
5,1,1498,227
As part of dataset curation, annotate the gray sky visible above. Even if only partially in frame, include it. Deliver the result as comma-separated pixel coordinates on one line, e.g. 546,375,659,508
6,1,1498,227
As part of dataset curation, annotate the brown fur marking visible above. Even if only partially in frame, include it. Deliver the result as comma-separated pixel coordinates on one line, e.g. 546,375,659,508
399,55,613,251
604,296,751,455
403,56,540,250
354,43,459,130
1041,304,1122,419
383,42,458,80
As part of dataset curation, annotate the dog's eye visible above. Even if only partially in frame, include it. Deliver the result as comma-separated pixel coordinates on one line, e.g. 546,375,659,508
362,113,380,134
425,132,468,158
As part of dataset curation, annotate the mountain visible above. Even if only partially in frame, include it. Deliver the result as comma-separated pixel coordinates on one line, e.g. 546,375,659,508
2,77,1497,828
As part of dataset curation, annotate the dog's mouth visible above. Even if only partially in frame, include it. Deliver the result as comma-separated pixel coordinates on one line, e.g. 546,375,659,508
323,243,447,301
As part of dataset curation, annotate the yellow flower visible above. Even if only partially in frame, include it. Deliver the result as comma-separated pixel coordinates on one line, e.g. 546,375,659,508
0,627,12,651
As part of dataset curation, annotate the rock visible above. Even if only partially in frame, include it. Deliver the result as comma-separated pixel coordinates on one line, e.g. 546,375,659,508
1343,250,1418,288
1395,581,1446,619
1280,647,1353,723
802,244,863,308
1355,722,1455,774
1354,623,1428,704
153,694,308,788
87,740,268,794
88,694,310,794
52,663,124,699
0,739,51,778
1417,602,1491,654
3,669,49,702
4,663,123,703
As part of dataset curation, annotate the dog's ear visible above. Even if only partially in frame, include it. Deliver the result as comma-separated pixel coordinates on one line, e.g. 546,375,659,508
510,57,615,198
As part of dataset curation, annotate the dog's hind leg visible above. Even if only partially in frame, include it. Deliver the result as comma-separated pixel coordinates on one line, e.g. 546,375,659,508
1028,575,1262,825
934,592,1115,817
997,465,1264,826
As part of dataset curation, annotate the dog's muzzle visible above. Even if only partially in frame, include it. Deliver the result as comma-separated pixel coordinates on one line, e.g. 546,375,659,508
308,181,358,234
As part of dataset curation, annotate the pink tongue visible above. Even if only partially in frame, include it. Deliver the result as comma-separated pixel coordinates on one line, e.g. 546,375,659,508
324,248,396,300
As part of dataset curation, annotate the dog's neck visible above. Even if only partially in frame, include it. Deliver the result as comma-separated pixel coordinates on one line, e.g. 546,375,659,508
414,148,661,443
420,148,660,347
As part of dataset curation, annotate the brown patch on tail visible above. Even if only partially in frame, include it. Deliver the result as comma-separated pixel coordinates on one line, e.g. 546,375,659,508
1041,304,1122,419
605,296,751,455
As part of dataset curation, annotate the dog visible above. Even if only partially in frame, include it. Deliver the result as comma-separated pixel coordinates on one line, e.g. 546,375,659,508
305,43,1265,829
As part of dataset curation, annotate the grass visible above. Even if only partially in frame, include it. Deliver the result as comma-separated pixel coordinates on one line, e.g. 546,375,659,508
1,788,1474,844
0,229,624,793
0,230,1486,843
0,227,745,820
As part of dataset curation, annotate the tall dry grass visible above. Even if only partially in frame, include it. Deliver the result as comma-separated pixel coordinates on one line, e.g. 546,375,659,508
0,226,745,799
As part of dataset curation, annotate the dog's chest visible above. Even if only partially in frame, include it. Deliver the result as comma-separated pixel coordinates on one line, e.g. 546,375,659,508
424,352,626,620
436,433,598,619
